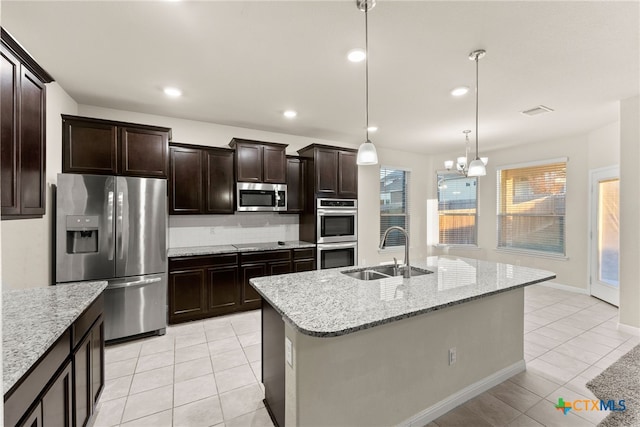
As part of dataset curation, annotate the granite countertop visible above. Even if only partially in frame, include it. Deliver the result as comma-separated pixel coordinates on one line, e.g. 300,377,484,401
167,240,316,258
250,256,556,338
3,281,108,393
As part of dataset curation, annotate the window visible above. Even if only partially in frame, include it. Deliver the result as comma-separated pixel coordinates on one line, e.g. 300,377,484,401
380,167,410,247
437,173,478,245
497,159,567,255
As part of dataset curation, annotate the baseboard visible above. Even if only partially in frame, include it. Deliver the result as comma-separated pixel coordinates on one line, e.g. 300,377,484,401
617,322,640,337
399,360,526,427
538,281,589,295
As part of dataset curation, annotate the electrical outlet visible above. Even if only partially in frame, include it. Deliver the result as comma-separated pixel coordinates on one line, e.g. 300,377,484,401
285,337,293,367
448,347,457,366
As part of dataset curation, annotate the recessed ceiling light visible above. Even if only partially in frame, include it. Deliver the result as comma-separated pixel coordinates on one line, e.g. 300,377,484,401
367,126,378,132
283,110,297,118
450,86,469,97
163,87,182,98
347,49,366,63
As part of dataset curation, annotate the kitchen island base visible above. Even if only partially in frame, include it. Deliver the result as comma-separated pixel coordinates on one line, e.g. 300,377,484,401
262,288,526,427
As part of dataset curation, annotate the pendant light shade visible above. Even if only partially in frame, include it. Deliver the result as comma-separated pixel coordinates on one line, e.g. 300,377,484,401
467,158,486,176
357,139,378,165
355,0,378,166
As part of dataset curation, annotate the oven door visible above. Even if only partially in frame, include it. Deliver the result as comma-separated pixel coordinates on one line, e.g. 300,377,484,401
317,242,358,270
316,209,358,243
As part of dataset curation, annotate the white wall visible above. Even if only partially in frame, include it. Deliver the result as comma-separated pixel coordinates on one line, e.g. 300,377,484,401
428,124,619,290
619,95,640,329
357,146,431,266
1,82,78,289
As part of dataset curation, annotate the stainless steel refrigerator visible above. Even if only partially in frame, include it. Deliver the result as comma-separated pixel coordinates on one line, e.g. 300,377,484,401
56,173,167,341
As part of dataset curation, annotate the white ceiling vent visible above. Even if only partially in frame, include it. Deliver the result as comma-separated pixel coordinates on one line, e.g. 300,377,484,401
521,105,554,116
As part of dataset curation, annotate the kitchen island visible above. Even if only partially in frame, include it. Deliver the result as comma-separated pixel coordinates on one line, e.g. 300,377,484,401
3,281,107,426
250,256,555,427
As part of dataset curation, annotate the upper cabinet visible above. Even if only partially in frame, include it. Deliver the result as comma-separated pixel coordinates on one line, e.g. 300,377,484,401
62,115,171,178
169,143,235,215
285,156,305,213
229,138,287,184
297,144,358,199
1,29,52,220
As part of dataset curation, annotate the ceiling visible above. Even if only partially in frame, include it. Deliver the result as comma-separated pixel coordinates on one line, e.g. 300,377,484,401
2,1,639,155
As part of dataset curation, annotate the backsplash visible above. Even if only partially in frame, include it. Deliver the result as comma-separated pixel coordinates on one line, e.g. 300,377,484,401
168,213,300,247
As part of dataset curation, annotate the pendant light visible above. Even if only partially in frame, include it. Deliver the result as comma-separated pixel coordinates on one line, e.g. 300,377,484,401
356,0,378,166
466,49,487,177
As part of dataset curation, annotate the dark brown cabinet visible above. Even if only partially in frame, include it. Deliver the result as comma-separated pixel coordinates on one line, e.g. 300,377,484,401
239,250,292,310
62,115,170,178
285,156,305,213
72,317,104,427
1,29,51,220
168,254,240,324
169,143,234,215
297,144,358,199
230,138,287,184
293,248,316,272
4,295,104,427
41,361,72,427
168,247,312,324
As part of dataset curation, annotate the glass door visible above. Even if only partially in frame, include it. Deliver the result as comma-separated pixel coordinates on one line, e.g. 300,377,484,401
589,166,619,306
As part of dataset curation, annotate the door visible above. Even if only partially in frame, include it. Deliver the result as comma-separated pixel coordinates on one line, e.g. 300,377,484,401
62,117,118,175
589,166,620,306
56,174,115,283
317,243,357,269
204,149,235,214
116,176,166,277
337,151,358,198
1,45,20,215
207,265,239,315
170,145,204,214
41,360,73,427
119,126,169,178
241,264,267,306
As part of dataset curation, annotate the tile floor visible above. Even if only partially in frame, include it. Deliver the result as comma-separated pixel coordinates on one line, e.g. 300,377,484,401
92,285,639,427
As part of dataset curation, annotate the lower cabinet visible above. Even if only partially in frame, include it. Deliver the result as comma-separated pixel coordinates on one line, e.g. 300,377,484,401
168,254,240,324
4,295,104,427
169,247,315,324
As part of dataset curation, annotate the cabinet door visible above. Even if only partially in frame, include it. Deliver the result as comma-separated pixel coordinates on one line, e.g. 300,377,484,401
42,360,73,427
236,143,263,183
262,145,286,183
19,67,46,216
269,260,292,276
240,264,267,307
169,146,203,214
168,269,206,324
19,402,42,427
119,126,169,178
207,265,239,315
285,157,304,213
73,333,91,427
1,45,20,216
315,148,338,195
294,259,315,272
338,151,358,198
91,319,105,407
63,118,118,175
204,149,234,214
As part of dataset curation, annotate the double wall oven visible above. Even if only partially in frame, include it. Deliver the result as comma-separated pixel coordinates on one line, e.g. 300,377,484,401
316,198,357,269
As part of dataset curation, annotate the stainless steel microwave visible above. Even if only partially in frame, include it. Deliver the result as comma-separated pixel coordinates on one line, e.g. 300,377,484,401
237,182,287,212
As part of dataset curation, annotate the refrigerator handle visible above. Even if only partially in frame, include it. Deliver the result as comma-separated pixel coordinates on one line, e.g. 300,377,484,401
107,191,115,260
117,191,124,259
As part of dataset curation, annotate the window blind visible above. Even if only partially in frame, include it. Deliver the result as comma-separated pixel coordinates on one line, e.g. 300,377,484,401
437,174,477,245
380,167,410,247
497,160,566,255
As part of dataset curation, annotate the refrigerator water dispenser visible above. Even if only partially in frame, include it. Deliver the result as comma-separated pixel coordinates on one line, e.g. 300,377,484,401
66,215,99,253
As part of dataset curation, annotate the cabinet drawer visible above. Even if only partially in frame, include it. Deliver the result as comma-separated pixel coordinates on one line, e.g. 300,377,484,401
293,248,315,260
240,250,291,265
170,253,238,271
4,330,71,427
72,294,104,348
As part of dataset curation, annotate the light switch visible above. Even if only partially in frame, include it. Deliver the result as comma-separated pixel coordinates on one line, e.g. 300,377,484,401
285,337,293,367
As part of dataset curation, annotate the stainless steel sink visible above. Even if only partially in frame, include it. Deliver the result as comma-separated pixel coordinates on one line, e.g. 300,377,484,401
370,265,432,277
341,270,390,281
341,266,432,280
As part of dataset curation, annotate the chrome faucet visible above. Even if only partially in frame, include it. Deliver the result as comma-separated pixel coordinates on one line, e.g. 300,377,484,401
380,226,411,278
